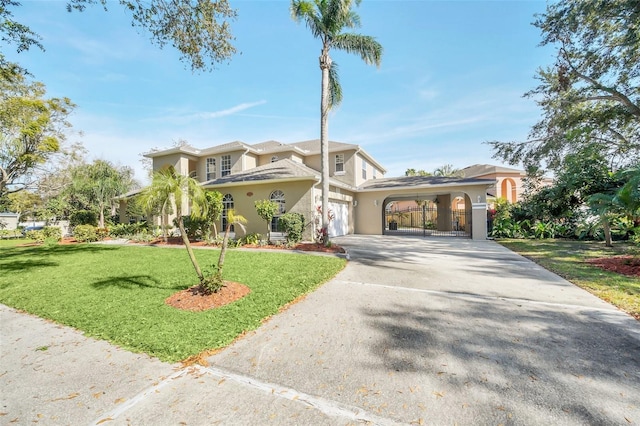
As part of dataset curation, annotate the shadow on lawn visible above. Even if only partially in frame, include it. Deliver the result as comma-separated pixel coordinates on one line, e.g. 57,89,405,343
91,274,184,291
0,244,117,273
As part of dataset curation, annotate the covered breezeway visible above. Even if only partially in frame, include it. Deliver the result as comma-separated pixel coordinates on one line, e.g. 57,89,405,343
383,193,473,238
353,176,494,240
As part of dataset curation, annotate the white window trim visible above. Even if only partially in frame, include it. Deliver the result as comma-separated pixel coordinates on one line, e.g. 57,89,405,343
335,154,345,175
221,155,231,177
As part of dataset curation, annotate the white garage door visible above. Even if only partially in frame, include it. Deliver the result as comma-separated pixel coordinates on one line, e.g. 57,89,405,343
328,202,349,237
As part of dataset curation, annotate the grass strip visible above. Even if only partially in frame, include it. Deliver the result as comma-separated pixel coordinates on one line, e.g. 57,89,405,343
0,243,346,362
498,239,639,319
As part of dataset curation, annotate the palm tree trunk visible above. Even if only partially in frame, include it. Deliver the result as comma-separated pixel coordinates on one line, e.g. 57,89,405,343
218,223,231,274
177,216,204,283
319,48,331,245
160,205,168,243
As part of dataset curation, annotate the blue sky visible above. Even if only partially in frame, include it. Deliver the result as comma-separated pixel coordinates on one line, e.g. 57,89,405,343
7,0,554,184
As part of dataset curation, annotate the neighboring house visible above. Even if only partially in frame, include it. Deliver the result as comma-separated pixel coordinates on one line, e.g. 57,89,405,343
462,164,527,204
119,140,494,240
0,212,20,230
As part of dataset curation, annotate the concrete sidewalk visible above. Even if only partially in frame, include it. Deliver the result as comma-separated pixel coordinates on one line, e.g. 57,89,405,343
1,236,639,425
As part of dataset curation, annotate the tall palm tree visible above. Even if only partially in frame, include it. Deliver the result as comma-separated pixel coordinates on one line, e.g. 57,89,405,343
291,0,382,244
139,166,208,284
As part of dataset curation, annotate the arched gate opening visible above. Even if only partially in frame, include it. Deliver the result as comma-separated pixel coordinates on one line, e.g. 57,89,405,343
382,193,472,238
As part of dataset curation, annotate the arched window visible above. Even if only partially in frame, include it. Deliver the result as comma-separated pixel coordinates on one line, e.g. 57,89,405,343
269,190,285,231
222,194,234,231
271,155,279,163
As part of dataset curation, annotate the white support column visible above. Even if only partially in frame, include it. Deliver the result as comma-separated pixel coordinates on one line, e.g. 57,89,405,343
471,202,487,240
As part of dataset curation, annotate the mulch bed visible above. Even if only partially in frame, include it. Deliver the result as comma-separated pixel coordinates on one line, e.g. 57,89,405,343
586,255,640,278
165,282,251,311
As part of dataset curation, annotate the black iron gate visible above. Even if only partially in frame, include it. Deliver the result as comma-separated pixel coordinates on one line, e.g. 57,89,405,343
384,206,471,238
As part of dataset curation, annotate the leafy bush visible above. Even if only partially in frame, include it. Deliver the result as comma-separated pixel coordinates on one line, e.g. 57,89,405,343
279,212,304,244
174,215,208,239
200,269,225,294
0,229,22,239
25,230,45,242
239,233,262,245
74,224,98,242
70,210,98,227
96,227,109,240
108,222,148,238
42,226,62,241
129,232,155,243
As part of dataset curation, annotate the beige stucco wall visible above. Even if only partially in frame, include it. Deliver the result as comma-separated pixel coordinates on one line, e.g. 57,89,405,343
212,180,316,240
257,151,304,166
153,154,193,175
354,185,489,239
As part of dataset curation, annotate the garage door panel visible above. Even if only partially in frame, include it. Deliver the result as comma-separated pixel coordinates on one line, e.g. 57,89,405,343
329,202,349,237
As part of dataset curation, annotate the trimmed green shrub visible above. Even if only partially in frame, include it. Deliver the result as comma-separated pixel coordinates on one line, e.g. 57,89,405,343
25,230,45,242
42,226,62,241
174,215,208,239
74,224,98,242
279,212,304,244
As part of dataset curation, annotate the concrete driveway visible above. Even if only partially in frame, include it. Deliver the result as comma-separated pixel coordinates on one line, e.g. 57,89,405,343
2,235,639,425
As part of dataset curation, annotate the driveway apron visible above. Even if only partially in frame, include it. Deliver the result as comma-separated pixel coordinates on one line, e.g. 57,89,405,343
206,235,640,425
2,235,639,425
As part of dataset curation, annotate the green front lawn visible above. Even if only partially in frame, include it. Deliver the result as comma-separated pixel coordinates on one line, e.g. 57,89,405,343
0,244,346,362
498,239,639,319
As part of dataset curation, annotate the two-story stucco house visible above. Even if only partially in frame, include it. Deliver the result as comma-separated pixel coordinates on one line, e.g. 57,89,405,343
121,139,494,240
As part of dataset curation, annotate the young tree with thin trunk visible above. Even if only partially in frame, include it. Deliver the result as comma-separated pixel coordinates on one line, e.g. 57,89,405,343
139,166,208,286
254,199,279,243
291,0,382,245
214,209,247,288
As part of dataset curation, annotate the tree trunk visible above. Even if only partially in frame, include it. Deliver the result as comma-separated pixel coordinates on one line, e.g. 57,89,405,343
177,215,204,283
218,223,231,275
98,204,105,228
603,216,612,247
319,49,331,245
161,206,168,243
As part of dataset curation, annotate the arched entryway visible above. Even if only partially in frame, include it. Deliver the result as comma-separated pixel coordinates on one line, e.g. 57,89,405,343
382,193,472,238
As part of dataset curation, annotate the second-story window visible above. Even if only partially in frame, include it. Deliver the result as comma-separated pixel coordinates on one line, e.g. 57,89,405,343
271,155,279,162
335,154,344,173
373,168,377,179
362,159,367,179
221,155,231,177
206,158,216,180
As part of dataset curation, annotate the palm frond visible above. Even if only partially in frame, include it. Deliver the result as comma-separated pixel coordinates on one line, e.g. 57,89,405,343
291,0,324,39
328,61,343,109
332,33,382,66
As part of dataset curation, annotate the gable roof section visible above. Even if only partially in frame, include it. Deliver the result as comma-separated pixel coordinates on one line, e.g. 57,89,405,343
285,139,387,174
462,164,524,178
202,158,320,188
358,175,494,191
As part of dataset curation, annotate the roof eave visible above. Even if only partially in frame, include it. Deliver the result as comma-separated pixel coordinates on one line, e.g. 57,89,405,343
356,179,495,192
202,175,320,189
